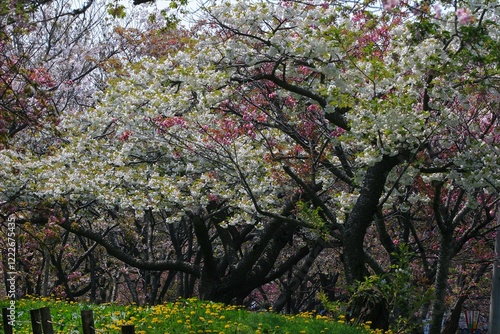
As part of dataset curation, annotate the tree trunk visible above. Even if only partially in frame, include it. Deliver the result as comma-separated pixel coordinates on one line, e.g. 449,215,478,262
273,241,324,313
343,155,404,330
429,232,453,334
343,154,403,285
441,295,466,334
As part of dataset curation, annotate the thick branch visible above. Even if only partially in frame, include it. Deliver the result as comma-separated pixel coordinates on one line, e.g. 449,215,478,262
343,153,408,283
59,220,201,276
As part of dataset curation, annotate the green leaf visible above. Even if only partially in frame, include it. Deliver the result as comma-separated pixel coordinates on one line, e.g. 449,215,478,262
106,4,126,19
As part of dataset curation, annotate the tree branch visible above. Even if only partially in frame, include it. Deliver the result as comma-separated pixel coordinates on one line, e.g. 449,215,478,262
59,219,201,276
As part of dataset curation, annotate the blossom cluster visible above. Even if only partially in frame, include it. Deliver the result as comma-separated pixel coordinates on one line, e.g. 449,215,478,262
0,0,498,232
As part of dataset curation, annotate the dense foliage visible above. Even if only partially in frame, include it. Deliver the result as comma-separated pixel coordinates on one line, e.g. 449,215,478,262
1,0,498,333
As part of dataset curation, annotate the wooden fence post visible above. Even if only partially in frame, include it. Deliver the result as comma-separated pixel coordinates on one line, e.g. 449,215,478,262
81,309,96,334
30,309,43,334
39,307,54,334
121,324,135,334
1,308,14,334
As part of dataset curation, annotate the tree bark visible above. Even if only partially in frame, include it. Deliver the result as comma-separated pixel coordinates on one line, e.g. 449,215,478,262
273,240,324,313
429,232,453,334
343,154,404,284
342,154,406,330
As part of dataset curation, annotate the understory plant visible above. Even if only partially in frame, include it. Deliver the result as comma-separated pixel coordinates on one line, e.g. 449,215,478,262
321,244,433,333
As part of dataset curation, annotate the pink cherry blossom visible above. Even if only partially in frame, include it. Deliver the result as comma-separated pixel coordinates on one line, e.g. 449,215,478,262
434,4,442,18
456,8,473,25
383,0,400,10
119,130,132,141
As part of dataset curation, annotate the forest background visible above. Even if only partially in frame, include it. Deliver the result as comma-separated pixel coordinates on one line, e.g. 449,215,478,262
0,0,499,333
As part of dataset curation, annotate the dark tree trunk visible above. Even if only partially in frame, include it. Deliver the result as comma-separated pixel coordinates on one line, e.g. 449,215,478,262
429,232,453,334
343,154,403,285
123,271,140,304
342,154,405,330
273,241,324,313
441,295,466,334
157,270,176,303
201,220,299,304
191,212,219,300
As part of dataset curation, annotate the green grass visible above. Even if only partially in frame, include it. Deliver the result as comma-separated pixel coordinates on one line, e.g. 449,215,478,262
0,296,371,333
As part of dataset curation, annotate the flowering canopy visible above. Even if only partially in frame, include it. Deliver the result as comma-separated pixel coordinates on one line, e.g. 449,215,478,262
4,0,496,224
0,0,499,330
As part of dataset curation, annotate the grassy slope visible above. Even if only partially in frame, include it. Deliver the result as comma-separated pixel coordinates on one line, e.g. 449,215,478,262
0,296,370,333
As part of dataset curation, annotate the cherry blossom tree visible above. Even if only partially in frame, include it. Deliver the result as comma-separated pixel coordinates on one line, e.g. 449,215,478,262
0,0,141,300
1,0,499,332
